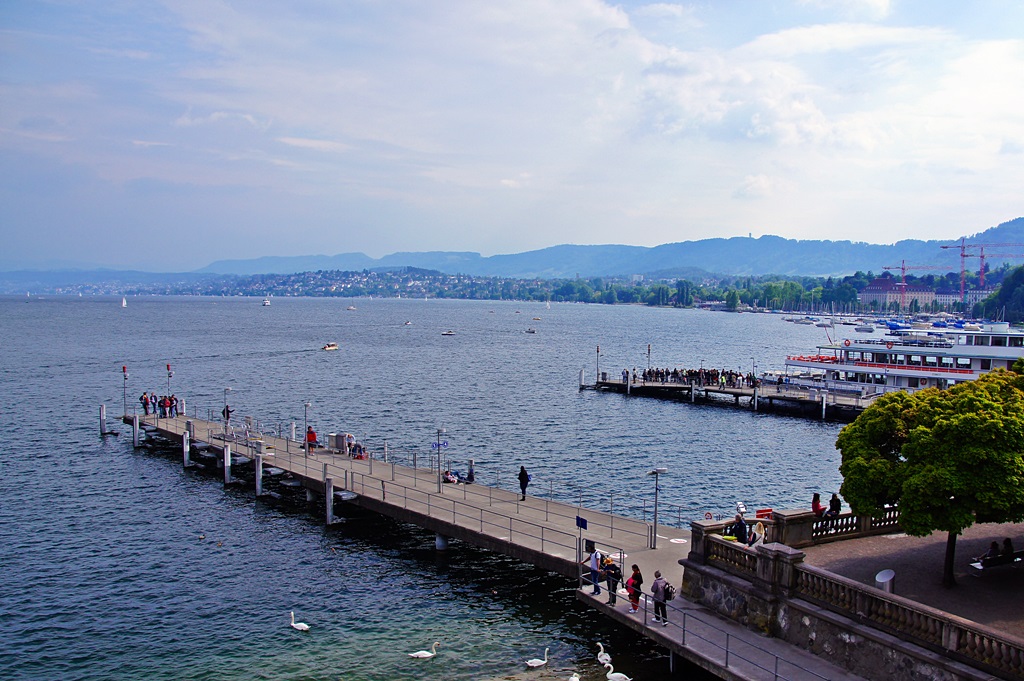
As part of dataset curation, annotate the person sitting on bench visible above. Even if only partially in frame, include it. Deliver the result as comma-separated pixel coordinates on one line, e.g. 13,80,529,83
975,541,1000,562
1002,537,1015,557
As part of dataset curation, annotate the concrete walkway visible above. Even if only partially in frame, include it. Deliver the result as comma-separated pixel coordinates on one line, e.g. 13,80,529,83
801,521,1024,641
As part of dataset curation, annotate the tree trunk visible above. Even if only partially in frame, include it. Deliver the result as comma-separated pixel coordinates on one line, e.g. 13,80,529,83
943,530,958,588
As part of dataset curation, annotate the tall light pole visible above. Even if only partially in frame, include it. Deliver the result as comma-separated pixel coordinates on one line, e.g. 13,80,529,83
303,401,311,455
648,467,667,548
596,345,600,383
223,387,232,437
122,365,129,416
166,363,173,396
436,427,446,493
647,344,651,372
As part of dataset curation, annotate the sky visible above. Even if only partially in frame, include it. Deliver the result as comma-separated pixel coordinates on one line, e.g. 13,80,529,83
2,1,1024,272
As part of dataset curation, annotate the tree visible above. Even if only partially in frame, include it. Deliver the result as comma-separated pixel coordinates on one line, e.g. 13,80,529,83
836,370,1024,587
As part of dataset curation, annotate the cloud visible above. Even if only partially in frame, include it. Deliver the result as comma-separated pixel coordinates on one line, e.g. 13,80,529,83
734,174,778,199
277,137,350,154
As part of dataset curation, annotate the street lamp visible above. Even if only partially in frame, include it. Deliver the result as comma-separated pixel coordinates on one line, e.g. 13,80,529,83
166,363,173,396
596,345,601,384
303,401,311,455
122,365,129,416
223,388,232,436
648,467,667,549
436,427,446,493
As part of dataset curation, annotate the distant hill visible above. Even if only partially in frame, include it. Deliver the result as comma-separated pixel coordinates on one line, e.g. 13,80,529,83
197,217,1024,279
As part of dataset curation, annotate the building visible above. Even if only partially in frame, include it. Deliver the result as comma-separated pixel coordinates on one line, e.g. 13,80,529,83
858,278,935,311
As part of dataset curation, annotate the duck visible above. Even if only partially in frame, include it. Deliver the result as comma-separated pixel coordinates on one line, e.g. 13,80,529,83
604,662,632,681
289,611,309,631
596,641,611,665
525,647,549,668
408,641,441,658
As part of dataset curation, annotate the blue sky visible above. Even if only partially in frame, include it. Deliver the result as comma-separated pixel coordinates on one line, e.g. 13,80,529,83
2,1,1023,271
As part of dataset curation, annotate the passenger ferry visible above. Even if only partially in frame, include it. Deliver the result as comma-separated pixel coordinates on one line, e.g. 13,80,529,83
785,321,1024,394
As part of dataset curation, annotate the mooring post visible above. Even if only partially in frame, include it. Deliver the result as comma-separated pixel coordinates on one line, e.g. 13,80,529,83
821,392,827,420
435,534,449,551
384,439,388,462
754,385,758,412
290,421,296,441
690,385,695,403
99,404,107,436
325,477,334,525
255,454,263,496
223,444,231,484
132,414,140,447
579,368,585,389
182,428,191,467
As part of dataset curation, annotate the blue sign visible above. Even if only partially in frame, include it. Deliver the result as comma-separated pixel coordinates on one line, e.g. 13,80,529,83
575,516,588,530
431,441,449,449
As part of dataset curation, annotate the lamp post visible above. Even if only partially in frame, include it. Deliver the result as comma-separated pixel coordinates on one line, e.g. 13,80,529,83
647,343,651,372
303,401,311,455
166,363,173,396
436,427,447,492
122,365,129,416
223,387,232,438
648,467,667,549
596,345,600,383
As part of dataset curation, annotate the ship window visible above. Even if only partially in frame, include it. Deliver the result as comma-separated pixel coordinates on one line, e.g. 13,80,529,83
908,355,922,365
992,336,1007,347
1010,337,1024,347
956,358,971,369
924,356,937,367
980,359,992,370
975,336,991,346
940,357,954,368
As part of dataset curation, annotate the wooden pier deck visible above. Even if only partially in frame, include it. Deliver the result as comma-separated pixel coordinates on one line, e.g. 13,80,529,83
125,412,863,681
590,377,879,420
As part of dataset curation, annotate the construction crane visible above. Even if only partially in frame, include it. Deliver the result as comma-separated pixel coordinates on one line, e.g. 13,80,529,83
882,260,947,312
940,239,1024,303
969,246,1024,288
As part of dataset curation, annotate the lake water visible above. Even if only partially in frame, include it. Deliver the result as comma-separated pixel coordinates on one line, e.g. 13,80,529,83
0,296,844,680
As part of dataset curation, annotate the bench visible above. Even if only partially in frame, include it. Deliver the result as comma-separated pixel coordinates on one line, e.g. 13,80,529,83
969,550,1024,573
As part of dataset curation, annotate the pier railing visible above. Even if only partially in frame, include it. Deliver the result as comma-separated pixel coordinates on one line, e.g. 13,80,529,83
687,525,1024,680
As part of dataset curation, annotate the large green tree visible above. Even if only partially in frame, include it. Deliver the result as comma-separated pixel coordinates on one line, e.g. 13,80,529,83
836,370,1024,587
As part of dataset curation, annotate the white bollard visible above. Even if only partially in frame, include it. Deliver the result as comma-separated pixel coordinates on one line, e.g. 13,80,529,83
822,392,827,419
99,404,107,436
223,444,231,484
753,386,758,412
579,369,585,388
255,454,263,496
133,414,140,447
325,478,334,525
183,429,191,467
290,421,296,441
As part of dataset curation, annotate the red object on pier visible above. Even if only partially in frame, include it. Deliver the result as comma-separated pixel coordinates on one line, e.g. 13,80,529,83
755,508,772,519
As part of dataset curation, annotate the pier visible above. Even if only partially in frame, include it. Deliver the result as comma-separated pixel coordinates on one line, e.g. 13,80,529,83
123,410,864,681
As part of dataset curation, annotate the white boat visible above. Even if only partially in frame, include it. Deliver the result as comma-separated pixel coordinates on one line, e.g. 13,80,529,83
441,330,456,336
262,298,270,306
322,342,339,351
784,321,1023,394
346,305,357,311
121,297,127,308
854,325,875,333
525,328,537,334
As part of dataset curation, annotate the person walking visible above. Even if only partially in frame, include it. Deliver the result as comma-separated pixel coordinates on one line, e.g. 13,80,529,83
149,392,158,417
139,392,149,415
603,556,622,605
221,404,233,427
626,564,643,614
305,426,318,451
582,541,601,596
651,570,668,625
518,466,530,501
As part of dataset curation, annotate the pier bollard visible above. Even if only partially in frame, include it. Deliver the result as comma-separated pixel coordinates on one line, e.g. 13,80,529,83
325,478,334,525
132,415,140,447
290,421,296,441
99,404,107,436
821,392,827,419
753,387,758,412
384,440,388,462
223,444,231,485
255,454,263,496
183,429,191,468
579,369,585,389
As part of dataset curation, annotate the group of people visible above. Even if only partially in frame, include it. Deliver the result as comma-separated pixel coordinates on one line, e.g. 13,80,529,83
975,538,1017,562
140,391,179,418
583,542,672,624
812,492,843,519
635,367,760,389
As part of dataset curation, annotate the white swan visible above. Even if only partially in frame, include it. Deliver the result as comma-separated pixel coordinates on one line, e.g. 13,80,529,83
568,674,581,681
408,641,441,659
604,662,632,681
596,641,612,665
289,611,309,631
525,647,549,668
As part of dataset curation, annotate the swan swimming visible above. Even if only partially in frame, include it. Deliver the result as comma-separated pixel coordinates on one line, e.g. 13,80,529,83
596,641,612,665
525,647,549,668
604,662,632,681
408,641,441,659
289,611,309,631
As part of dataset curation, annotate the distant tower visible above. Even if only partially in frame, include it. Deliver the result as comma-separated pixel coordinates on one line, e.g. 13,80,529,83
749,232,752,238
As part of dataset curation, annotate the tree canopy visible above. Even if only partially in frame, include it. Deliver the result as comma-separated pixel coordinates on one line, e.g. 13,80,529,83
836,369,1024,587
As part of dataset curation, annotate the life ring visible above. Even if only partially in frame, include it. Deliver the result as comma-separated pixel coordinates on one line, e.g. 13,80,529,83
843,339,851,347
886,342,894,349
921,378,928,386
704,512,713,520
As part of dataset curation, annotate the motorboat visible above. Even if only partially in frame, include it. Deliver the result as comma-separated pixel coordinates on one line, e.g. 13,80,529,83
525,328,537,334
262,298,271,306
854,325,875,333
441,330,456,336
346,305,356,311
404,321,412,325
322,342,339,351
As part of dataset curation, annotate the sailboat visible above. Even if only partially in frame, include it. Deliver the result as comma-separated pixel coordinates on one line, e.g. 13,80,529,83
121,296,127,308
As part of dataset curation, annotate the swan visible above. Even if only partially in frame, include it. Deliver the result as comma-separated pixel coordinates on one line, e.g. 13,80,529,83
604,662,632,681
596,641,612,665
568,674,581,681
525,647,549,668
408,641,441,658
289,611,310,631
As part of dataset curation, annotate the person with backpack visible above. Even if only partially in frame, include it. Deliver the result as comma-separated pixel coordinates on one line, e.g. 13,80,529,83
602,556,622,605
651,570,669,625
139,392,149,415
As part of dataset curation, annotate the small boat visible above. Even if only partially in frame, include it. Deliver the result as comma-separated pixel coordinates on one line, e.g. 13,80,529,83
322,342,339,351
262,298,271,306
532,317,541,320
441,330,456,336
121,296,127,308
346,305,357,311
525,328,537,334
404,321,412,326
854,325,874,333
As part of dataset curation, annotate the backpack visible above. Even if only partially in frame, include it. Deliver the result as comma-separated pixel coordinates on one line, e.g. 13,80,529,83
665,583,676,601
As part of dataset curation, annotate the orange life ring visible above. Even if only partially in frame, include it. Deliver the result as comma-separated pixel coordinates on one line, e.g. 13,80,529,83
886,342,894,349
704,512,713,520
921,378,928,386
844,339,851,347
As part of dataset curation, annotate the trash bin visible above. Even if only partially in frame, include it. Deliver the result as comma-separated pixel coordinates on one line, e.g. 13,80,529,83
875,569,895,594
601,372,607,381
328,433,337,449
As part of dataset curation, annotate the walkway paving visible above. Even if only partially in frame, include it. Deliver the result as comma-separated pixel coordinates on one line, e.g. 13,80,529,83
800,521,1024,640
